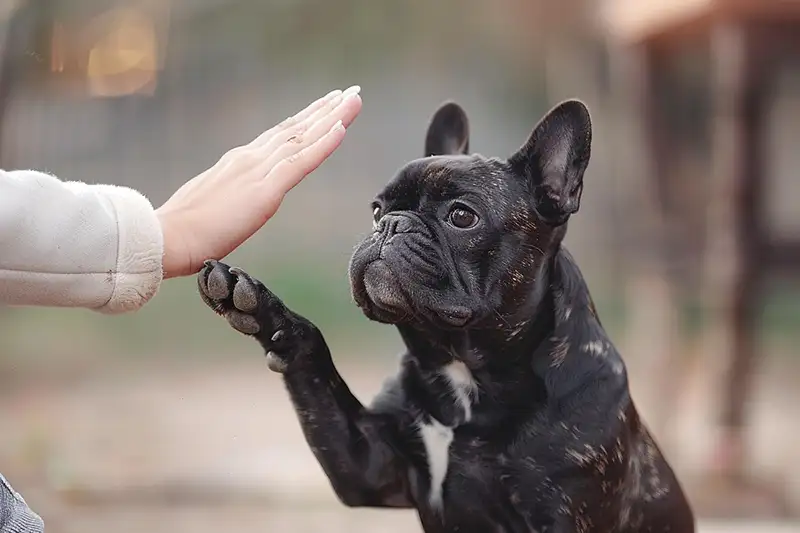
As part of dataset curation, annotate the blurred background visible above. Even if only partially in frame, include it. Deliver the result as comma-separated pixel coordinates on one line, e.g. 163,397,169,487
0,0,798,531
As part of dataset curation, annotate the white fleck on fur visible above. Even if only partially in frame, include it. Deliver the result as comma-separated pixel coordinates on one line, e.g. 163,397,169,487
418,417,454,509
442,360,478,422
508,324,525,339
582,340,606,357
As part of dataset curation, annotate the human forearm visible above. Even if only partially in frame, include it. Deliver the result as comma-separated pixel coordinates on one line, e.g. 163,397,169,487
0,169,163,313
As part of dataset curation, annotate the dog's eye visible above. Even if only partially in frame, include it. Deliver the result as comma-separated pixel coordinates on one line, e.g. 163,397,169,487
448,206,478,229
372,206,382,227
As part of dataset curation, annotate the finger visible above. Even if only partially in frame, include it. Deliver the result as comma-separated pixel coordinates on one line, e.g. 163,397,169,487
252,89,347,160
264,85,359,151
249,88,340,148
267,120,347,193
331,91,362,129
308,85,361,129
294,88,347,123
257,92,362,175
249,88,342,147
212,86,352,171
223,88,352,175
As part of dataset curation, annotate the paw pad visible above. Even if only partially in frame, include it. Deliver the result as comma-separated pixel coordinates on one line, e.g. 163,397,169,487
230,267,259,312
226,311,261,335
206,264,232,300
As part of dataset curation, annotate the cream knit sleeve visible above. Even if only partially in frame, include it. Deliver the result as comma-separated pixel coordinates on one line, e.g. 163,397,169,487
0,169,164,313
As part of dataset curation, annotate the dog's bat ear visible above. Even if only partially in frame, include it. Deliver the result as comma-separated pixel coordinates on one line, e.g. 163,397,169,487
424,101,470,157
509,99,592,226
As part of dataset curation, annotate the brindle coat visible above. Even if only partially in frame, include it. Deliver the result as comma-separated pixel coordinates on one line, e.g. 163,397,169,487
198,100,695,532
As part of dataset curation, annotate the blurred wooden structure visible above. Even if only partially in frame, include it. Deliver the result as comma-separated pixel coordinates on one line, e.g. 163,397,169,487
600,0,800,517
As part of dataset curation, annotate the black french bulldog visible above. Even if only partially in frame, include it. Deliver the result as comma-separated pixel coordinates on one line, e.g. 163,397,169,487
197,100,695,532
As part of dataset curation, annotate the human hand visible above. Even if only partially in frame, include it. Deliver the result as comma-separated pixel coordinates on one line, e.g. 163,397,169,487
155,85,363,279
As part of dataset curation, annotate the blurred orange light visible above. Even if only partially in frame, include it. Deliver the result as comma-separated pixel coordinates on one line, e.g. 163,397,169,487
85,7,159,97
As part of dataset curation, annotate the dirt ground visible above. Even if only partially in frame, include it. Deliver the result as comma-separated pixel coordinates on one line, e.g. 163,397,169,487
1,352,798,533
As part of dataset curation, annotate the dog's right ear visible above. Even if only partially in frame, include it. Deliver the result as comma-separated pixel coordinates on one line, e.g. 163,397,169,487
424,102,470,157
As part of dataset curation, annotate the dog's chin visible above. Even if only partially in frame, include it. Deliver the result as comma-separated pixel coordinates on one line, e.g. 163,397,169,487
355,261,412,324
353,260,476,329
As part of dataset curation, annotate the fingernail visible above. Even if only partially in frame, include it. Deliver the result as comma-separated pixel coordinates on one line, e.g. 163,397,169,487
330,120,344,132
325,89,343,100
343,85,361,97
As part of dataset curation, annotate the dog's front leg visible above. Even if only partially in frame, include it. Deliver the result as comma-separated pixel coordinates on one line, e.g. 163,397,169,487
198,260,412,508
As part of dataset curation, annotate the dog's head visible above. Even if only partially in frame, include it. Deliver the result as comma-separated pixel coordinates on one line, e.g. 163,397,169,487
349,100,592,330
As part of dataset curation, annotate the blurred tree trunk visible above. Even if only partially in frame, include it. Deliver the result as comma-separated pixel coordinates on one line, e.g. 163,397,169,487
0,0,46,325
0,4,16,167
0,0,48,168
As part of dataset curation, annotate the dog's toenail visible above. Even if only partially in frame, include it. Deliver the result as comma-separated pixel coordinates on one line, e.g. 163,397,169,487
265,351,288,373
203,259,215,268
271,330,285,342
229,266,249,278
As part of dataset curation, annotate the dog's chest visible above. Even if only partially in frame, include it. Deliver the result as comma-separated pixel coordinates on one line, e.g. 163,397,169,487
414,360,477,507
413,433,541,532
409,363,536,529
401,361,560,532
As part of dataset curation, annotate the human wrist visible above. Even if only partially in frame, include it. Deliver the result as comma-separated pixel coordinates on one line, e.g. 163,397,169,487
155,207,187,279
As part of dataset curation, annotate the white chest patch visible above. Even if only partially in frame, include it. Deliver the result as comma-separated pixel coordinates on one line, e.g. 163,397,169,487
416,360,479,509
442,360,478,422
417,417,454,509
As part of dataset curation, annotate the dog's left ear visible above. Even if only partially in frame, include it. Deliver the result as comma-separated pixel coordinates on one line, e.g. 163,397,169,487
424,101,470,157
509,99,592,226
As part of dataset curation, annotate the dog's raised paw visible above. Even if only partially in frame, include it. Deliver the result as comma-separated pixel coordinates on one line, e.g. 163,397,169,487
198,260,299,373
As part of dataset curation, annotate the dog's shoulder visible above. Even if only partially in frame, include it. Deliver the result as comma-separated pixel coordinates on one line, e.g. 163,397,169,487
518,249,635,452
538,248,629,404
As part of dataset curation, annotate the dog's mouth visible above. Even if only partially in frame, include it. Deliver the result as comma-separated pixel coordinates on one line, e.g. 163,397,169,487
354,259,474,328
432,306,473,327
361,260,412,322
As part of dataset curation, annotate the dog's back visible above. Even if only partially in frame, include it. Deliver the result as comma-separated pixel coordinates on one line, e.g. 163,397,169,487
619,412,696,533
